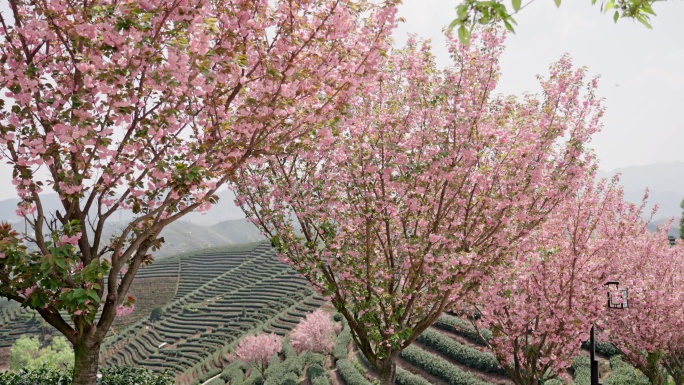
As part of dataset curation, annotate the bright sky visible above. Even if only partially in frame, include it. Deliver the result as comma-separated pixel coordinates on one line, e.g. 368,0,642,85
1,1,683,201
394,0,684,172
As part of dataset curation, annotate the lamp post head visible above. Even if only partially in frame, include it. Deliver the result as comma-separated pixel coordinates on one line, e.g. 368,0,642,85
605,281,628,309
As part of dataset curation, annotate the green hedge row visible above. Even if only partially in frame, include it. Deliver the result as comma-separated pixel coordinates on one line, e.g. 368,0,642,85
433,314,491,346
417,328,504,375
399,345,490,385
306,363,331,385
336,359,372,385
333,319,352,361
603,356,650,385
196,368,222,383
396,367,432,385
572,355,591,385
219,362,244,384
0,365,174,385
580,340,622,357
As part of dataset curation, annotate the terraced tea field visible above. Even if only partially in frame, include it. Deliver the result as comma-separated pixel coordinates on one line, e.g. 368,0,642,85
331,314,634,385
0,242,642,385
0,242,325,381
99,242,325,382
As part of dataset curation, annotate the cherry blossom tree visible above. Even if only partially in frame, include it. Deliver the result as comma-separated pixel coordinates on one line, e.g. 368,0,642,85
0,0,396,383
235,333,283,380
235,30,604,385
600,225,684,385
290,309,335,355
663,336,684,385
471,176,647,384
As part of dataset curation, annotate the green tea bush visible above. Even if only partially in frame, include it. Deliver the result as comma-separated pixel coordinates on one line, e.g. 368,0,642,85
220,361,245,384
433,315,491,346
580,340,621,357
301,351,326,366
603,356,649,385
244,369,263,385
196,368,222,384
336,359,372,385
306,363,330,385
263,340,307,385
333,320,351,361
572,355,591,385
0,365,70,385
98,366,174,385
280,372,299,385
396,367,432,385
0,365,174,385
399,345,489,385
417,329,504,374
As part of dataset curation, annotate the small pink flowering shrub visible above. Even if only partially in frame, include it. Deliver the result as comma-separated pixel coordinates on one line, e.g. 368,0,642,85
290,309,335,355
235,333,282,379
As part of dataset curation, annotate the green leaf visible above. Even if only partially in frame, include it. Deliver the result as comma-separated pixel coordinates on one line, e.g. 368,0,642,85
503,17,516,33
603,0,615,12
457,25,471,46
87,290,100,302
613,10,619,22
55,258,67,270
553,0,561,7
637,16,652,29
447,17,462,32
511,0,521,11
640,4,656,16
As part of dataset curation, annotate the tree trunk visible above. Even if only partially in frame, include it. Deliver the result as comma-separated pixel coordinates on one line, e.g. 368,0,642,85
646,371,665,385
378,357,397,385
72,337,102,385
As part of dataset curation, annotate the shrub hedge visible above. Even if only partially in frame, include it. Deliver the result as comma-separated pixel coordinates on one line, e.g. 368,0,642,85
396,367,432,385
603,356,650,385
433,314,491,346
220,361,245,384
306,363,331,385
0,365,174,385
572,355,591,385
399,345,490,385
580,340,622,357
333,320,352,361
417,328,505,375
336,359,372,385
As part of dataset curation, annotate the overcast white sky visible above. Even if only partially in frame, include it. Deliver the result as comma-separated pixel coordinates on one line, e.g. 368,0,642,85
395,0,684,172
1,1,683,201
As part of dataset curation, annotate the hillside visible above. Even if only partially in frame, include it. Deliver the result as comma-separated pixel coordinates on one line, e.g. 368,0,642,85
0,189,264,260
0,242,324,382
0,189,244,226
0,242,648,385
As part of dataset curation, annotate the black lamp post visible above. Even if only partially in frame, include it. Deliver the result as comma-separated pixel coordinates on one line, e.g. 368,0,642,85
591,281,628,385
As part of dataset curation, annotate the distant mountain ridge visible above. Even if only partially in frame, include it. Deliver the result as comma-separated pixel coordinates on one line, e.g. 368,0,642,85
0,189,245,226
1,162,682,247
0,189,263,258
597,161,684,222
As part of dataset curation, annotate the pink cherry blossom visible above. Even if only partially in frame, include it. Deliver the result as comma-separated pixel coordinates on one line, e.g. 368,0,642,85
235,333,282,380
115,304,135,318
473,174,649,384
0,1,397,383
290,309,335,355
235,29,603,385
